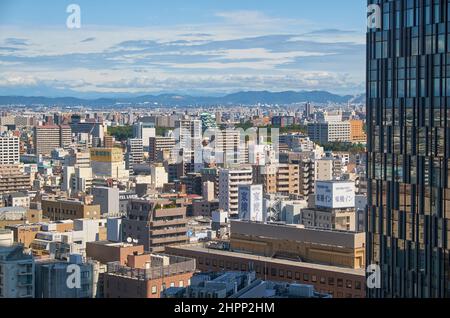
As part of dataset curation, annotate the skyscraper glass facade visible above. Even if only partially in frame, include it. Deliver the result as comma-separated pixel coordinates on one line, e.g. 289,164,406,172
367,0,450,298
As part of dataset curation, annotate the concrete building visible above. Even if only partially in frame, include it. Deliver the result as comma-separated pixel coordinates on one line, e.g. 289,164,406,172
90,148,129,181
92,187,120,216
219,168,253,215
34,125,72,155
315,158,343,181
230,220,365,269
123,199,188,253
238,184,264,222
164,271,331,299
0,241,34,298
64,151,90,168
212,129,246,166
86,241,144,266
191,199,220,217
307,122,351,144
285,152,316,197
103,254,195,298
35,255,94,298
149,136,176,162
3,192,30,208
133,122,156,149
62,166,93,195
0,134,20,165
253,164,300,196
0,165,31,193
42,199,101,221
175,119,202,173
0,229,13,247
349,120,366,144
150,164,168,190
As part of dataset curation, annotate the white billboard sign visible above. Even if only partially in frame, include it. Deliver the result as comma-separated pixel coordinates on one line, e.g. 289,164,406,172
316,181,355,209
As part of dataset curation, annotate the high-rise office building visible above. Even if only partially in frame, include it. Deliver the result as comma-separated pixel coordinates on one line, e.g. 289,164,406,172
367,0,450,298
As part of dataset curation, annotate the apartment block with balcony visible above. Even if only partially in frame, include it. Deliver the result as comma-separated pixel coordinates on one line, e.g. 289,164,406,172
0,165,31,193
0,241,35,298
42,199,101,221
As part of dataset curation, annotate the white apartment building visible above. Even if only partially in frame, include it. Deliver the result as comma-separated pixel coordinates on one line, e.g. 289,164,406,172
150,164,168,189
126,138,144,174
307,122,351,144
219,168,253,215
0,135,20,165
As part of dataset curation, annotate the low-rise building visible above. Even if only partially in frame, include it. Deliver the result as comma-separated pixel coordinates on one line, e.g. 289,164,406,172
0,241,34,298
42,199,101,221
103,254,196,298
166,243,365,298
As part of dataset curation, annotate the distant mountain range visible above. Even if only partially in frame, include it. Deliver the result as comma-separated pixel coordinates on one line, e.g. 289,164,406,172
0,91,365,107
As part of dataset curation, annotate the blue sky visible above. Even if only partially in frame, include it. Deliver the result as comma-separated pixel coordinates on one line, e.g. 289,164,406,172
0,0,367,97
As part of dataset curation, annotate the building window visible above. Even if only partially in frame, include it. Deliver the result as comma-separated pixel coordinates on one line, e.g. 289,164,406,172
346,280,353,289
337,279,343,287
311,275,317,283
355,281,362,290
279,269,284,277
328,277,335,286
287,271,292,279
179,281,184,287
303,274,309,282
271,268,277,277
295,272,301,280
151,286,157,294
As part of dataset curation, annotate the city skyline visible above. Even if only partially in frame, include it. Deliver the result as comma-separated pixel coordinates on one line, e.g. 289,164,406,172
0,0,366,97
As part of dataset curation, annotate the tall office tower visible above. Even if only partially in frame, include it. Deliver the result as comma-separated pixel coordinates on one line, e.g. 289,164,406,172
126,138,144,175
218,167,253,215
367,1,450,298
175,119,203,173
33,125,72,155
133,122,156,149
0,134,20,165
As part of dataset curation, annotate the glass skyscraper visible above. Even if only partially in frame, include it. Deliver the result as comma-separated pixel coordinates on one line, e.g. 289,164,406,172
367,0,450,297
